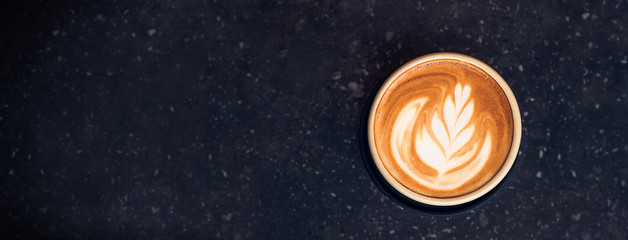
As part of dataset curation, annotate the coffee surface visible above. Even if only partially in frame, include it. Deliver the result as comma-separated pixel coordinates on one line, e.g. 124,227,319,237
373,59,514,197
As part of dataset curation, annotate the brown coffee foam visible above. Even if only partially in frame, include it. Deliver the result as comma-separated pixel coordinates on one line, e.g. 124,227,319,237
373,59,514,198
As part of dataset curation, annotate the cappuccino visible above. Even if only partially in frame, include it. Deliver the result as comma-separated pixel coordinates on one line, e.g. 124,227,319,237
368,53,521,206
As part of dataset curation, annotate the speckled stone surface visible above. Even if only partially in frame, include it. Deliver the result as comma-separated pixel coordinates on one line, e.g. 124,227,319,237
1,0,627,239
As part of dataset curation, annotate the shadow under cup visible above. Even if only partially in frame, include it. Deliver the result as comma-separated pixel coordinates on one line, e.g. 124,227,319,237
361,53,522,214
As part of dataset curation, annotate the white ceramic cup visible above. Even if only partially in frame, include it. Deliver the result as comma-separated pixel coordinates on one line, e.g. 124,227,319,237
367,52,522,207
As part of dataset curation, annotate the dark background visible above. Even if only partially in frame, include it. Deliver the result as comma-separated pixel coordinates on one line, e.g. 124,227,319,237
1,0,627,239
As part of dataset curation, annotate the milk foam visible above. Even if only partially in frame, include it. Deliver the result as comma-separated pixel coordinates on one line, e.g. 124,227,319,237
373,59,514,197
390,84,491,190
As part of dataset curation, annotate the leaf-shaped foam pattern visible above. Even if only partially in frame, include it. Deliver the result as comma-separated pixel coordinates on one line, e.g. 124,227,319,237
390,83,493,190
420,84,480,174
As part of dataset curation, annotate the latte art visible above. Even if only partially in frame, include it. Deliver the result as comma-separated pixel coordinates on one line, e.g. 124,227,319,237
392,84,492,189
373,60,514,198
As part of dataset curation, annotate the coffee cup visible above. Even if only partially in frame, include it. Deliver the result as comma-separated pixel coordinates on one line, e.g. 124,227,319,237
367,52,521,207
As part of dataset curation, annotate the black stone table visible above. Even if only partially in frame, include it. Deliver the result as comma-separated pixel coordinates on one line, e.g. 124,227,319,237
1,0,626,239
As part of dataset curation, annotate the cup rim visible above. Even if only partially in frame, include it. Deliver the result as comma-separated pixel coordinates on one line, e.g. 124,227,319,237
367,52,522,207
